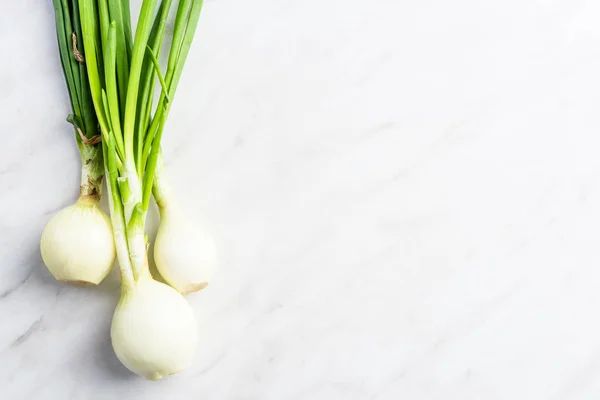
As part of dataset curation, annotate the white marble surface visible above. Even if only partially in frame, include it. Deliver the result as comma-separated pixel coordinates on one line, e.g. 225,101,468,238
5,0,600,398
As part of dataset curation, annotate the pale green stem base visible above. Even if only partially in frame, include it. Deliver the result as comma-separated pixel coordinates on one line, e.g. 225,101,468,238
152,153,172,211
79,144,104,201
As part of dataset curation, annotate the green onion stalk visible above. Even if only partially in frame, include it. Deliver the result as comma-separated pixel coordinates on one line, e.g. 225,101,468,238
41,0,116,286
77,0,207,379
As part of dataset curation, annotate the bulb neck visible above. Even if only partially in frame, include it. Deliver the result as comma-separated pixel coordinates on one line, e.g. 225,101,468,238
152,155,174,210
127,204,150,281
121,265,152,294
79,144,104,202
75,195,100,207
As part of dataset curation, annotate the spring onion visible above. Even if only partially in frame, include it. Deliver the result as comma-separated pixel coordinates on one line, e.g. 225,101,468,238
42,0,115,286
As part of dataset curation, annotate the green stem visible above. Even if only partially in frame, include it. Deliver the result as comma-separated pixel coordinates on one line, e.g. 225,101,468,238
121,0,133,57
105,133,135,288
79,0,111,143
97,0,110,57
53,0,81,119
104,22,124,146
135,0,172,175
142,107,167,213
107,0,130,120
142,0,204,171
53,0,98,141
123,0,159,165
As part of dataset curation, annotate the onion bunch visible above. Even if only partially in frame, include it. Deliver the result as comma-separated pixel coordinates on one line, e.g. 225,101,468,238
43,0,215,379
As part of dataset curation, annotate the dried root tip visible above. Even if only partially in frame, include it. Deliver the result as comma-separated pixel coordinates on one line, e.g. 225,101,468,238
181,282,209,294
76,125,102,146
60,279,97,287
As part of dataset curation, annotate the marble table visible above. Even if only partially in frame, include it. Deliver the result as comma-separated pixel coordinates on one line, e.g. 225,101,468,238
3,0,600,398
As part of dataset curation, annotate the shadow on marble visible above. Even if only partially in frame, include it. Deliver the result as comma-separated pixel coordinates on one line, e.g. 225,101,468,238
93,329,139,382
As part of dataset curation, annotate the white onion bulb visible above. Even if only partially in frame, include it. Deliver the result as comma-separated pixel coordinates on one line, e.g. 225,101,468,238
111,275,198,380
40,199,115,285
154,204,217,294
